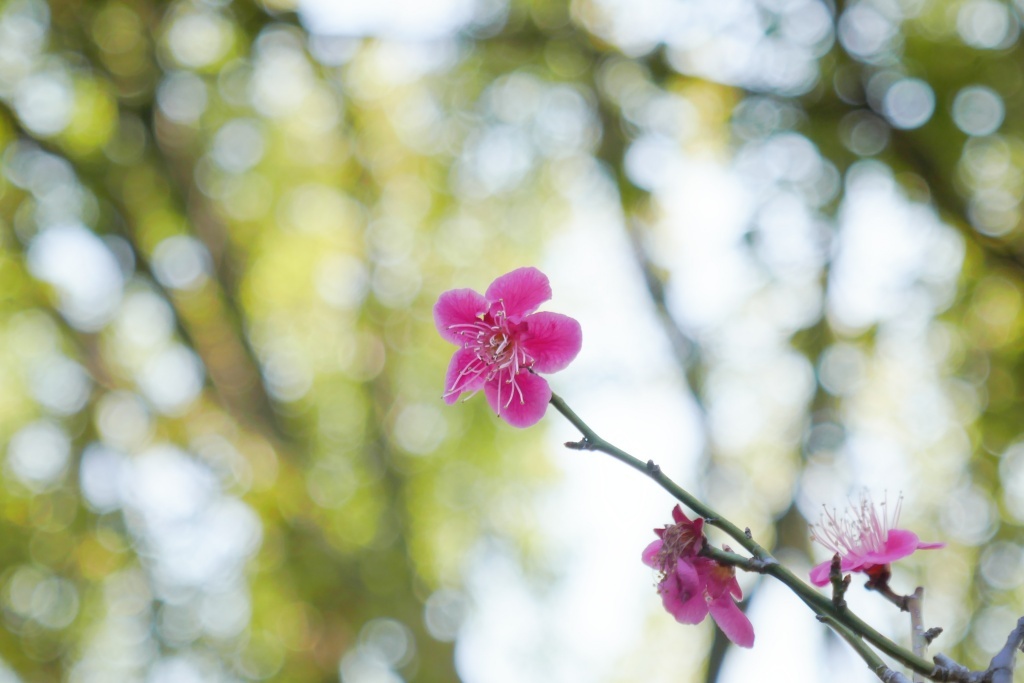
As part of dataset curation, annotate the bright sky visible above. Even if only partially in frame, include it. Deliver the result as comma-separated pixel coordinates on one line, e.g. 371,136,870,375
299,0,477,39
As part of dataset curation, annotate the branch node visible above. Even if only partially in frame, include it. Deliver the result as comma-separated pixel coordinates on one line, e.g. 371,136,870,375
645,459,661,475
923,627,943,645
828,554,850,612
748,556,778,573
930,653,973,682
878,667,912,683
564,437,595,451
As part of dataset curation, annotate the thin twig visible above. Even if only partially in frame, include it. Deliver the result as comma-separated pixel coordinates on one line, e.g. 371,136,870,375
908,588,926,683
702,545,778,574
830,554,851,612
930,654,981,683
988,617,1024,683
817,615,912,683
550,392,1024,682
867,578,911,612
548,392,935,676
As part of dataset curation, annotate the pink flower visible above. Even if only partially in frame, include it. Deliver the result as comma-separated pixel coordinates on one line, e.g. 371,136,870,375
808,494,944,587
434,267,582,428
642,505,755,648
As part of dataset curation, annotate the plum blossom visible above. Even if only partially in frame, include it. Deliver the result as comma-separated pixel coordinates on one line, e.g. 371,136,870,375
809,494,944,587
434,267,582,428
642,505,755,648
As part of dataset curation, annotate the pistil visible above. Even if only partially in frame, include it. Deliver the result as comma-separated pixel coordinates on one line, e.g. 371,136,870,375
443,310,536,409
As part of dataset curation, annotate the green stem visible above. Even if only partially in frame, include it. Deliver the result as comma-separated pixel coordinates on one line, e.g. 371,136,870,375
549,393,758,556
548,392,935,676
702,545,777,573
818,615,911,683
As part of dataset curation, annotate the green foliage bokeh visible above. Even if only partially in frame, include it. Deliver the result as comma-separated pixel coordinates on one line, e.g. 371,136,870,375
1,0,1024,681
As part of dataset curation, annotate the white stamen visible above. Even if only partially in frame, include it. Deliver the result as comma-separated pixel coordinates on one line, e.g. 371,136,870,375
443,307,537,409
811,492,902,557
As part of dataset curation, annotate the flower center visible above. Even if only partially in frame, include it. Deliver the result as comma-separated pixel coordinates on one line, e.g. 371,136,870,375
811,494,901,558
444,302,536,411
656,521,704,571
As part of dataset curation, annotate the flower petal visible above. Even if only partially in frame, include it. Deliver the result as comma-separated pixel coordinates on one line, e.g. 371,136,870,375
840,555,869,573
484,371,551,428
916,540,946,550
808,560,833,587
694,557,738,600
809,555,866,586
485,267,552,319
642,540,663,568
672,505,687,524
520,312,582,373
863,529,922,565
443,348,487,404
727,575,743,601
708,594,755,648
662,559,708,625
691,517,704,537
434,288,488,345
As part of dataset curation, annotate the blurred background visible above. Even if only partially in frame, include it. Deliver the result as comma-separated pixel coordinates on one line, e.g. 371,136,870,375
0,0,1023,681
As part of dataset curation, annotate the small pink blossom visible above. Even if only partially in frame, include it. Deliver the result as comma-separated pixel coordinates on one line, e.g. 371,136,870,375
808,494,944,587
643,505,755,648
434,267,582,428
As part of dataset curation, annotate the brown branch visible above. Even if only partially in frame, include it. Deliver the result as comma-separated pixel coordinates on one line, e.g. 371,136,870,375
623,219,707,407
867,577,912,612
